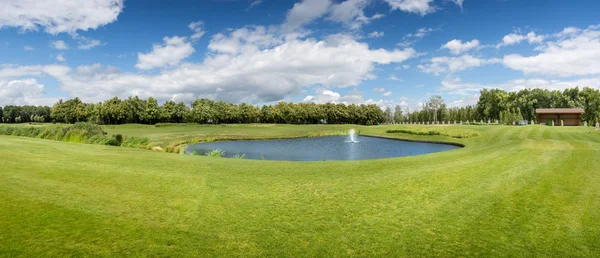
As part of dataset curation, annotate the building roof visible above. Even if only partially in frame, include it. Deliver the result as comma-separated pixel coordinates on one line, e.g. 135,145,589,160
536,108,584,114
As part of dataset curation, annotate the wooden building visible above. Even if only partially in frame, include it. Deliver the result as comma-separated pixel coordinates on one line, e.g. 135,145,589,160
536,108,584,126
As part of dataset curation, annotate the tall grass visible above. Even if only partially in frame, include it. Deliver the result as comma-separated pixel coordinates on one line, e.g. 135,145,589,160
386,127,479,139
0,123,151,148
206,149,225,158
307,130,355,137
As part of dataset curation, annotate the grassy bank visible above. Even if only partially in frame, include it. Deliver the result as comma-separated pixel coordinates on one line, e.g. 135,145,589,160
1,124,600,256
0,123,150,149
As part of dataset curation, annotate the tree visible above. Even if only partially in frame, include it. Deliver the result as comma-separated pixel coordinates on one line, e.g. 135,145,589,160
428,95,443,123
477,89,508,121
144,97,160,124
384,107,394,124
393,105,403,123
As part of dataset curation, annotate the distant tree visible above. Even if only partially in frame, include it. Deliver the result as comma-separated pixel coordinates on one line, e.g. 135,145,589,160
427,95,443,123
393,105,403,123
384,107,394,124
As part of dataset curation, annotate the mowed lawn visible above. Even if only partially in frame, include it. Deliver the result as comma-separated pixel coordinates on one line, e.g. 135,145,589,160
1,125,600,257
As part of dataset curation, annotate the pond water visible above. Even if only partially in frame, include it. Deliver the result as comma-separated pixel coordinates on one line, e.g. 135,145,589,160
186,135,460,161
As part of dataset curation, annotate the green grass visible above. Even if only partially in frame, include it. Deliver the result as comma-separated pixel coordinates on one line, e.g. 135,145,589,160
1,124,600,257
386,125,480,138
101,123,360,148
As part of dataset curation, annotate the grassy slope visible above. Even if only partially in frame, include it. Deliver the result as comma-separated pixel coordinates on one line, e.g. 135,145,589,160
1,125,600,257
101,124,360,148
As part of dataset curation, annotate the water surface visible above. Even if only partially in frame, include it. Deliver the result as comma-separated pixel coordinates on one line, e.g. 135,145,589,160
187,135,460,161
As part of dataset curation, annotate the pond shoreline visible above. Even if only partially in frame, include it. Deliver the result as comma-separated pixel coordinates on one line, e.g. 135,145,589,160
360,134,466,148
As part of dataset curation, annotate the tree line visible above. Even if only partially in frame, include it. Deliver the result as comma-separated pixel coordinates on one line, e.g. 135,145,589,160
2,87,599,126
381,87,600,125
0,97,386,125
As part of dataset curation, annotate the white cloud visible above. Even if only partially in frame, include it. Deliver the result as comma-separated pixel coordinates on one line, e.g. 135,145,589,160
409,27,435,38
440,76,600,96
441,39,479,55
303,88,341,104
0,0,124,34
76,36,102,50
419,55,500,75
383,91,392,96
282,0,331,32
503,25,600,77
248,0,263,9
136,36,195,70
383,0,436,16
1,29,416,104
395,64,410,70
0,78,57,106
189,21,206,40
453,0,465,9
372,88,386,93
24,46,34,51
387,75,402,81
554,27,581,38
52,40,69,50
496,31,544,48
56,54,66,62
368,31,385,38
398,27,436,47
328,0,384,30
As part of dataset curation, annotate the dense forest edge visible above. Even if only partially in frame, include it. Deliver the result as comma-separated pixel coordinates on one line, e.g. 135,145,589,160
1,87,600,126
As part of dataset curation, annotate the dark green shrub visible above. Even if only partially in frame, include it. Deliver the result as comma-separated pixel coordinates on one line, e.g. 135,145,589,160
113,134,123,145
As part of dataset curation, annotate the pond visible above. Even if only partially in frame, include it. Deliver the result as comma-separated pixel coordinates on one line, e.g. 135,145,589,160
186,135,461,161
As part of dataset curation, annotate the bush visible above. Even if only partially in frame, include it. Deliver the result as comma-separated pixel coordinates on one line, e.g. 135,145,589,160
113,134,123,145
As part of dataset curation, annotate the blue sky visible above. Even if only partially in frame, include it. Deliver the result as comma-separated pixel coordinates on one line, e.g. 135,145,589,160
1,0,600,111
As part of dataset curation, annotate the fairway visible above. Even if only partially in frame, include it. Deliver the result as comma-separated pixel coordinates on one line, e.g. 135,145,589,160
1,125,600,257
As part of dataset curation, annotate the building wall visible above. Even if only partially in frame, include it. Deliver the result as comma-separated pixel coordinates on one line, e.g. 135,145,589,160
537,114,581,126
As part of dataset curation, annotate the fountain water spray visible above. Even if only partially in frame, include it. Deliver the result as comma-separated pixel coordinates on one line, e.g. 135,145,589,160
347,129,358,143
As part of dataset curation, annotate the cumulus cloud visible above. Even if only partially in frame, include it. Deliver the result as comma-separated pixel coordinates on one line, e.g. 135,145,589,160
503,25,600,77
419,55,500,75
282,0,331,32
303,88,341,104
24,46,34,51
0,78,57,106
372,88,386,92
136,36,195,70
440,76,600,97
496,31,544,48
387,75,402,81
1,28,416,104
383,91,392,97
0,0,124,34
383,0,436,16
56,54,66,62
52,40,69,50
441,39,479,55
76,36,102,50
328,0,384,29
189,21,206,40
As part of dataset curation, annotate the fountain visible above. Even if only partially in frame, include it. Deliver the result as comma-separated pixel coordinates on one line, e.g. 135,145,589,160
347,129,359,143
